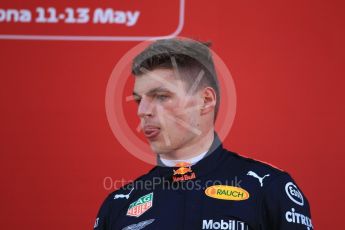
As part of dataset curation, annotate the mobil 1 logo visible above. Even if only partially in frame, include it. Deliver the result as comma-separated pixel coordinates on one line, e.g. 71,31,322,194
202,219,249,230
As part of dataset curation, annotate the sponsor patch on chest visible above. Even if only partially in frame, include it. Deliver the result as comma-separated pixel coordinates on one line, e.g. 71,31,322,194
202,219,249,230
126,193,153,217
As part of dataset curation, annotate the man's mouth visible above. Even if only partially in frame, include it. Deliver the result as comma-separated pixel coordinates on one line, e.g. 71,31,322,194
143,126,160,140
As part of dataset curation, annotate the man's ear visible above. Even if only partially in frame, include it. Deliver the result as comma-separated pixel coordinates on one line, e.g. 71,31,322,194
201,87,216,115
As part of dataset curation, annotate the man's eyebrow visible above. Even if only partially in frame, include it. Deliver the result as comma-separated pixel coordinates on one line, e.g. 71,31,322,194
132,87,172,97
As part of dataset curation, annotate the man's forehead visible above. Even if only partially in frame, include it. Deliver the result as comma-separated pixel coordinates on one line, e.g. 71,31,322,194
133,69,186,95
132,86,170,97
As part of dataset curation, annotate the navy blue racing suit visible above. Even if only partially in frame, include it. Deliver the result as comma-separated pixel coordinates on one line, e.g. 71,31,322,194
94,134,313,230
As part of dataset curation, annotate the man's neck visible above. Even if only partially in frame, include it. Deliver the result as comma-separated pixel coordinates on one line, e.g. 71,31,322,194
160,150,209,167
159,129,214,160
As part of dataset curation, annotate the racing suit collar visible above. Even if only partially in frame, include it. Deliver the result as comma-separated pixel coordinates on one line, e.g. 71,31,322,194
155,133,228,180
159,150,209,167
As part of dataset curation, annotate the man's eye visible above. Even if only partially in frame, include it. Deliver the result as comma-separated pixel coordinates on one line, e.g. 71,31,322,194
134,98,141,104
156,95,169,101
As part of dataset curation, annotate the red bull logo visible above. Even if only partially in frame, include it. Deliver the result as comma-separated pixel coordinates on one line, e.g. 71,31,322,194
173,162,192,175
172,162,196,182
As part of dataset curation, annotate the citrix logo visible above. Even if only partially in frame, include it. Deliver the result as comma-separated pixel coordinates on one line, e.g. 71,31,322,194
285,208,313,229
202,219,248,230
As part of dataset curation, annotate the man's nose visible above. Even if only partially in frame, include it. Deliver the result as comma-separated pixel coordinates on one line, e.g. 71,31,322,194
137,97,154,118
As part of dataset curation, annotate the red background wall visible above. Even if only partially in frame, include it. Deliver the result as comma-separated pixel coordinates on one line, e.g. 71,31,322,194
1,0,344,229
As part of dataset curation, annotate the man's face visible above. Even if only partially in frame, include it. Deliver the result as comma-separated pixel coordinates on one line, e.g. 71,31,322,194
133,68,204,156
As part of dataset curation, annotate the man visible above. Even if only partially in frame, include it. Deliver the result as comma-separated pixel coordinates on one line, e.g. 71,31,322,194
94,38,313,229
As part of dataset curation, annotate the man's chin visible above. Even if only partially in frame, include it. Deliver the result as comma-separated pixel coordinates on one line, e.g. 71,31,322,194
148,142,172,155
